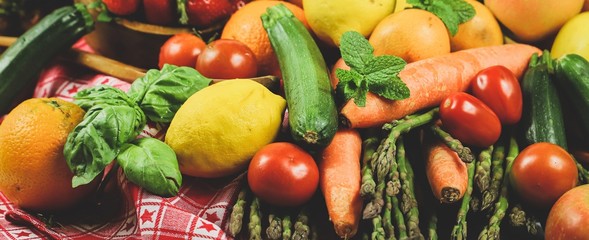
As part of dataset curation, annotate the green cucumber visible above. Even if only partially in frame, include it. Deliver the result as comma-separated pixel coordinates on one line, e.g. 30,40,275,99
261,4,338,148
555,54,589,137
520,52,568,149
0,4,94,115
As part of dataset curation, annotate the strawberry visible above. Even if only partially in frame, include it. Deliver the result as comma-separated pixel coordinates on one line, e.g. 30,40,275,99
102,0,140,16
228,0,251,10
185,0,234,28
143,0,177,25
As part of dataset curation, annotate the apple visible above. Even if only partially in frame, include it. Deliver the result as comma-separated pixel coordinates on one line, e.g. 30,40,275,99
545,184,589,240
143,0,177,26
484,0,584,42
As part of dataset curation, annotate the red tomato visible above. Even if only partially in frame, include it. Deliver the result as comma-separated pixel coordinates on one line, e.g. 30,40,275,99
158,33,206,69
439,92,502,148
247,142,319,207
509,142,578,209
195,39,258,79
470,65,523,125
546,184,589,240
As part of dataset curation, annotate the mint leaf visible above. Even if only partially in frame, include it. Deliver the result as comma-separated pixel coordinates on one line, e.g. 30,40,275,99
370,76,410,100
335,31,409,107
409,0,475,36
339,31,374,73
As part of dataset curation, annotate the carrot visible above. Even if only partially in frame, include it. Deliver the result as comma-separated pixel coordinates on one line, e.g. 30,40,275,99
425,138,468,203
339,43,541,128
318,128,363,239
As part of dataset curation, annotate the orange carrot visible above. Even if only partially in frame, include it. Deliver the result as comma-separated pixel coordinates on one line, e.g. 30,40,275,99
425,139,468,203
318,128,363,239
339,43,541,128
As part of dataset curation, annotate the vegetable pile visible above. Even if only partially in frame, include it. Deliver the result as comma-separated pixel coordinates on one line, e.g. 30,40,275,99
0,0,588,239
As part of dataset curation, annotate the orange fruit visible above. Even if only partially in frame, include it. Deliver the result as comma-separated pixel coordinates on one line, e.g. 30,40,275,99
450,0,503,51
221,1,308,76
368,9,451,63
0,98,98,212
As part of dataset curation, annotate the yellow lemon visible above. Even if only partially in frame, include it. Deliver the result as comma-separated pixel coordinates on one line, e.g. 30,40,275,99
551,12,589,60
303,0,396,46
165,80,286,178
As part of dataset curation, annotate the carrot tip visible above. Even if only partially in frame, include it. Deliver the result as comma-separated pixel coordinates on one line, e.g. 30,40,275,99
440,186,461,203
338,114,352,128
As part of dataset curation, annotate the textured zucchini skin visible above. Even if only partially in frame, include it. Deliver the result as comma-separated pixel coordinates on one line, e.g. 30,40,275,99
520,61,568,149
261,4,338,148
0,4,94,115
555,54,589,137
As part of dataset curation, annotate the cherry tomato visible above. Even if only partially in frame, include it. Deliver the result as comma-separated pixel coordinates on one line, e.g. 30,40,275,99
195,39,258,79
158,33,206,69
510,142,578,209
247,142,319,207
439,92,501,148
470,65,523,125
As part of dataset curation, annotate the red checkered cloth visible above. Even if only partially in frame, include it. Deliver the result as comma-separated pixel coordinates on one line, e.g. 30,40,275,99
0,40,242,240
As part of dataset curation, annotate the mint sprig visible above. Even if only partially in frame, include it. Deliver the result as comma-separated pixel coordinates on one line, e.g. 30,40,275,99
408,0,475,36
335,31,409,107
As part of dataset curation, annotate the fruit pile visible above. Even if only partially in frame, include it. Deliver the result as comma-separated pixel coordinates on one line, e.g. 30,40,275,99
99,0,251,28
0,0,588,239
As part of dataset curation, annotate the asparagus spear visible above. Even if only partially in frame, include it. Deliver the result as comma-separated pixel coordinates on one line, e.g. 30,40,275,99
508,203,544,238
228,183,250,237
397,137,423,240
282,214,292,240
430,124,475,163
481,140,506,211
248,197,262,240
361,132,381,197
479,136,519,240
365,108,439,217
267,213,282,240
475,146,493,193
382,193,396,240
291,206,310,240
451,159,476,240
427,207,439,240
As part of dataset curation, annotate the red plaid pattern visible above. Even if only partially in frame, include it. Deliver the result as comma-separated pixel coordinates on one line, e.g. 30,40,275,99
0,40,242,239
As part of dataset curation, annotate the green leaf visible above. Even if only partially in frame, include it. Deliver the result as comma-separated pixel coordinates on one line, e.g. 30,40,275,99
339,31,374,73
409,0,475,36
65,86,146,187
127,64,212,123
117,138,182,197
335,31,410,107
336,69,369,107
370,76,410,100
96,10,112,23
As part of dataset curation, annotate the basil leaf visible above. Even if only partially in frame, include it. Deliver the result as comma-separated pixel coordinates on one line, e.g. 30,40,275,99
117,138,182,197
65,86,146,187
127,64,212,123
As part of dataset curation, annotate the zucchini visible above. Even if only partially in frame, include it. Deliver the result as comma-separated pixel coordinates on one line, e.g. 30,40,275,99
261,4,338,148
555,54,589,137
0,4,94,115
520,52,568,149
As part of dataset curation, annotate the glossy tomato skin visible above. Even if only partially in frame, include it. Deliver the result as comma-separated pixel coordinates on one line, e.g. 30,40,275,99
195,39,258,79
439,92,501,148
158,33,206,69
509,142,578,209
471,65,523,125
247,142,319,207
546,184,589,240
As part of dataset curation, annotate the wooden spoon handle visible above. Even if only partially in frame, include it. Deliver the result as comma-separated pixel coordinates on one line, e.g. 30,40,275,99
0,35,280,90
0,35,147,82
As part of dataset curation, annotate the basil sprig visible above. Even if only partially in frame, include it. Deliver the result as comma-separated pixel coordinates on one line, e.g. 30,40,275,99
64,65,211,196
